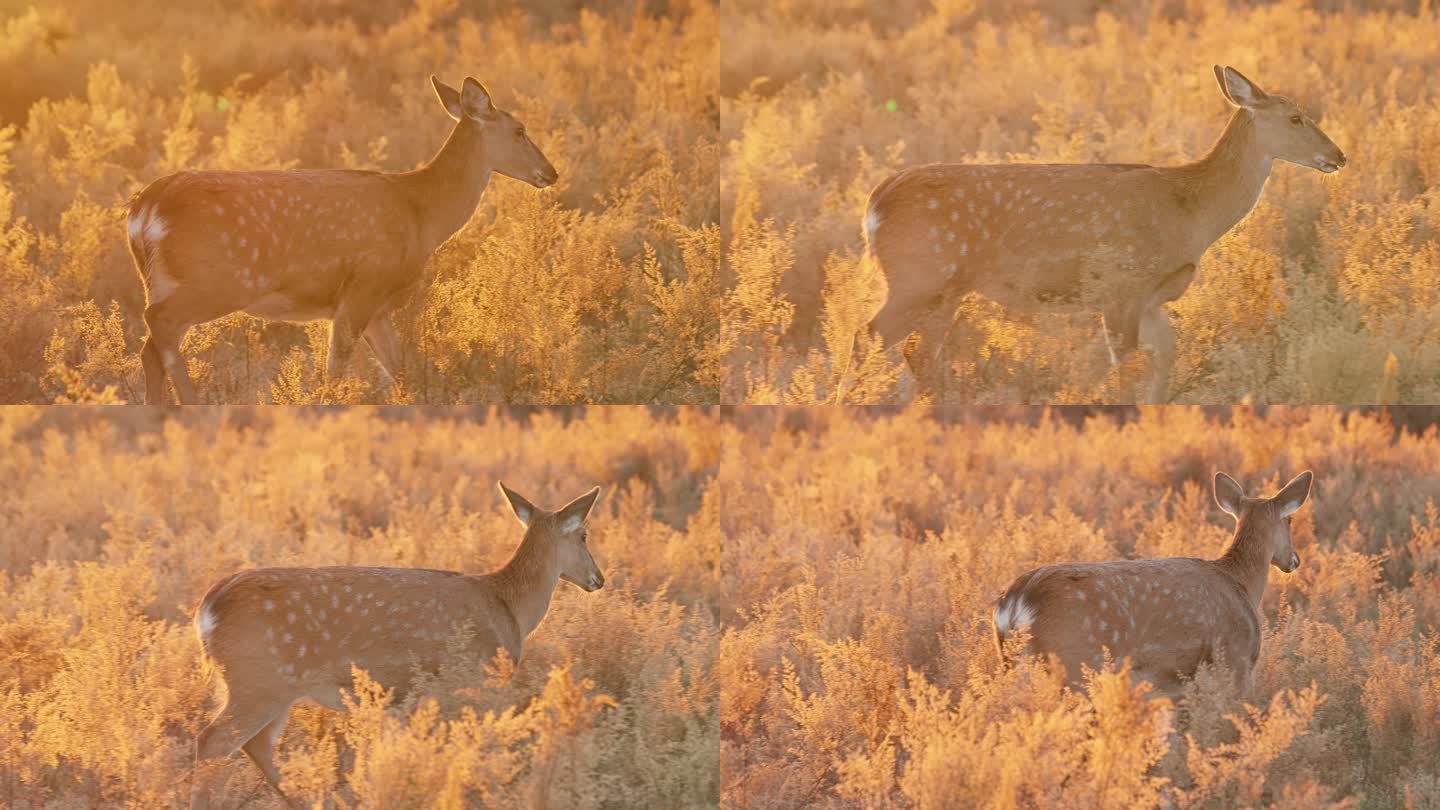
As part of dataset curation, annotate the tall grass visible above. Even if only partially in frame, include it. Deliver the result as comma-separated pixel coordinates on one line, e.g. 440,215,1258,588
720,405,1440,807
721,0,1440,403
0,0,719,404
0,406,720,807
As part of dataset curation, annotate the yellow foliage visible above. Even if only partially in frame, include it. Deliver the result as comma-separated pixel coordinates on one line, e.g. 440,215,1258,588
722,1,1440,403
0,407,719,806
0,0,719,404
720,405,1440,807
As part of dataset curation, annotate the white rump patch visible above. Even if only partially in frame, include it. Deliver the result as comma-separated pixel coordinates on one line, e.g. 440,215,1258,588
127,205,147,241
142,213,169,244
865,207,883,244
194,602,219,642
994,595,1036,635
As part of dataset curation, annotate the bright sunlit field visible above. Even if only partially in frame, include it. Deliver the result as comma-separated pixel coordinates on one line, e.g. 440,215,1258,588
719,405,1440,807
0,0,719,404
0,406,720,807
721,0,1440,404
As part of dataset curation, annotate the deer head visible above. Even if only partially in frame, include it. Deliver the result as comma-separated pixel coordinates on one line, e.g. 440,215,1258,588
431,75,559,188
1214,66,1346,174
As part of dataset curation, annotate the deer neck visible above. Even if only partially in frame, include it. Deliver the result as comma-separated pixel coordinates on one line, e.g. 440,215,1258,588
406,119,493,253
1215,521,1272,610
492,532,560,640
1181,110,1273,248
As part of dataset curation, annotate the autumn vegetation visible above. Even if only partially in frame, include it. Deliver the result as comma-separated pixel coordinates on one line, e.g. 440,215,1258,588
0,0,719,404
0,406,720,807
720,405,1440,807
721,0,1440,403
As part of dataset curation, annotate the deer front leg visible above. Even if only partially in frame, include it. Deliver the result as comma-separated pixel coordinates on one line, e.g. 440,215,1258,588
1137,264,1196,404
1138,306,1176,404
326,292,382,386
362,310,404,385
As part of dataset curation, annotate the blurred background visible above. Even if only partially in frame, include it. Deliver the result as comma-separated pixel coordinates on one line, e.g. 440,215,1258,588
0,405,720,806
0,0,720,404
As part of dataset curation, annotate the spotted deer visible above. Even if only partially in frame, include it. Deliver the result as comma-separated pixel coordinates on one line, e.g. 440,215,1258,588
992,471,1312,699
857,67,1346,402
188,483,602,809
127,75,558,404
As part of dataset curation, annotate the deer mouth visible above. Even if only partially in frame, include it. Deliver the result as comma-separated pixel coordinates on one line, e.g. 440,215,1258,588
1312,152,1346,173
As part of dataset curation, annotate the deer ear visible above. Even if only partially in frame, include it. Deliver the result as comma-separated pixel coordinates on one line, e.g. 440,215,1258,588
1214,471,1245,518
498,481,539,528
1274,471,1313,517
431,76,463,120
459,77,495,120
1218,66,1268,109
557,486,601,533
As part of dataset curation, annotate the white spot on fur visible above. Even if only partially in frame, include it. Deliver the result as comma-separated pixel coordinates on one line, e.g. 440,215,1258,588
994,595,1036,635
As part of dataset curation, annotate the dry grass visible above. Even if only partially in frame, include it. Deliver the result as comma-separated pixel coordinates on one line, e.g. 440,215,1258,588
0,0,719,404
721,0,1440,404
0,406,720,807
719,405,1440,807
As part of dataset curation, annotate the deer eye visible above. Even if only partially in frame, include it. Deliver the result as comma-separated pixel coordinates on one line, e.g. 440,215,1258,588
1289,115,1303,126
515,129,526,139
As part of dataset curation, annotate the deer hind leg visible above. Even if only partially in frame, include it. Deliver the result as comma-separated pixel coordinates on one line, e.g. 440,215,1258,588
241,712,302,808
871,284,960,402
191,695,290,810
140,335,168,404
143,302,199,404
902,304,962,403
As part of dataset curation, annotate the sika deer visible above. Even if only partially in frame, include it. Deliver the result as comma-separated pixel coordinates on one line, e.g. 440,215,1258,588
992,471,1312,699
858,67,1346,402
188,483,602,809
128,75,558,404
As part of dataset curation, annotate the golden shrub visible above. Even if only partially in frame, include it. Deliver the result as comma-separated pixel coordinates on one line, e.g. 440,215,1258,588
722,1,1440,403
720,405,1440,807
0,406,719,807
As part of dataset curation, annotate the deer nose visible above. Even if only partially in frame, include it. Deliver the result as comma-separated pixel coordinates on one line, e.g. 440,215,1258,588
590,571,605,590
1335,151,1347,168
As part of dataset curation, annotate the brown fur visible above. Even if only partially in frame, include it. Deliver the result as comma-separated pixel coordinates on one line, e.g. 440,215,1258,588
855,66,1346,402
993,471,1312,700
188,484,602,809
129,76,558,404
